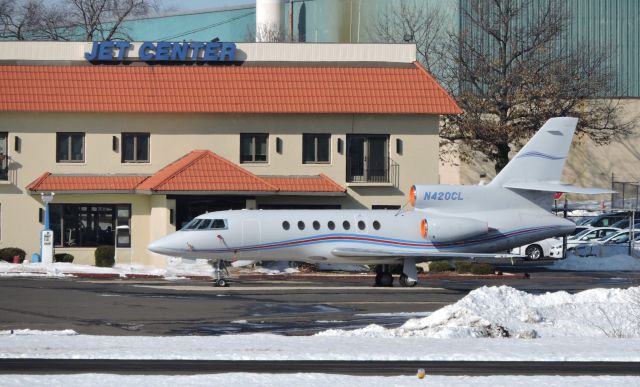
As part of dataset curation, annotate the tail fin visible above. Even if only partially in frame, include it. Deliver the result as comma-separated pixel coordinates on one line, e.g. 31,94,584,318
490,117,578,187
489,117,611,207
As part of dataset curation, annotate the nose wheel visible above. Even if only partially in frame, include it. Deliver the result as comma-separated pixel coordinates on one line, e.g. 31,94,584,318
210,259,230,287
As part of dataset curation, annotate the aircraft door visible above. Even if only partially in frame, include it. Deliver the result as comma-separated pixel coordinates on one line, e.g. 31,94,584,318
242,219,261,247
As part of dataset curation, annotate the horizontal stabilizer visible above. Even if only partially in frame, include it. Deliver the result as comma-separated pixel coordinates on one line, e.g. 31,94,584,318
331,247,518,261
504,181,613,195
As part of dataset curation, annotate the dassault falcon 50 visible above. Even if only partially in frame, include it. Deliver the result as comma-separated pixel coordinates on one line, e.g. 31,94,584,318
148,117,609,287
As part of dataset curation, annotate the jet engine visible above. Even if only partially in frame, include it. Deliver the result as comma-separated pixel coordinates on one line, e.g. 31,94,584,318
418,216,489,242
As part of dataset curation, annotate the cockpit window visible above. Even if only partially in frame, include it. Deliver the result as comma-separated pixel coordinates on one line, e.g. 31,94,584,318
182,218,227,230
197,219,212,229
211,219,227,229
182,219,202,230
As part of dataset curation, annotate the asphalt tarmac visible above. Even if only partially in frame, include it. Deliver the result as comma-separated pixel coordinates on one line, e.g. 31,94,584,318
1,359,639,376
1,271,639,336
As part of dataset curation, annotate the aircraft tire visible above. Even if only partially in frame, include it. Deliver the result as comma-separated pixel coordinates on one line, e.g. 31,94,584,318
215,278,228,287
374,273,383,286
378,272,393,287
399,274,417,287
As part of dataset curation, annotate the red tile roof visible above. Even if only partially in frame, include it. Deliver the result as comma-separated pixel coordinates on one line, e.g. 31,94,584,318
27,151,346,194
26,172,147,192
262,174,346,193
0,63,462,114
136,150,279,192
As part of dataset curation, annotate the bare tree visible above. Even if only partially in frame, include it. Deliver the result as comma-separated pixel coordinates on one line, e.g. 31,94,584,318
0,0,157,41
0,0,45,40
368,0,447,74
438,0,633,174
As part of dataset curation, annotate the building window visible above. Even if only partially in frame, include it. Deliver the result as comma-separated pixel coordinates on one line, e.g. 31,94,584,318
56,132,85,163
240,133,268,163
303,134,330,163
0,132,7,181
49,204,131,248
122,133,150,163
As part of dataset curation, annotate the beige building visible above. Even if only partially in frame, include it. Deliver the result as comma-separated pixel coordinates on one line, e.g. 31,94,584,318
0,41,460,266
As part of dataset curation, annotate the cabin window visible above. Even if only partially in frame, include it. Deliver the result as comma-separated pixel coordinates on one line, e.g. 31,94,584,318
373,220,381,230
357,220,365,230
343,221,350,230
282,221,290,230
298,221,305,230
327,221,335,230
312,220,320,230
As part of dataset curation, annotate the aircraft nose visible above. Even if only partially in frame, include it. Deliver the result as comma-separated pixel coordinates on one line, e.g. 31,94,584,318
148,237,172,256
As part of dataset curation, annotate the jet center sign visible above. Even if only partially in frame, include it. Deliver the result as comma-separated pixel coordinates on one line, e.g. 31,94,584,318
84,41,236,63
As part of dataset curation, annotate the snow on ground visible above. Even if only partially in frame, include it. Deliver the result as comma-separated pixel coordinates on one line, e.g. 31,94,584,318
0,258,301,278
0,374,637,387
2,331,640,361
3,286,640,361
319,286,640,339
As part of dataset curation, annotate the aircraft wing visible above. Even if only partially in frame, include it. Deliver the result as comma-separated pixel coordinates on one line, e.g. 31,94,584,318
503,181,614,195
331,247,519,262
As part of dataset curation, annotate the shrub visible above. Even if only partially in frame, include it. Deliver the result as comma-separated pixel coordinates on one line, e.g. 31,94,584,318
54,253,74,263
0,247,26,263
428,261,453,273
95,245,115,267
455,261,495,275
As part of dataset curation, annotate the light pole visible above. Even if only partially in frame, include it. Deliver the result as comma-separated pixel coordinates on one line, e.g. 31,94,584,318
40,192,55,264
114,224,130,266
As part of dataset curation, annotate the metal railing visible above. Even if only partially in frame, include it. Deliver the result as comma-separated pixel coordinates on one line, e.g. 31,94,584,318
346,156,399,185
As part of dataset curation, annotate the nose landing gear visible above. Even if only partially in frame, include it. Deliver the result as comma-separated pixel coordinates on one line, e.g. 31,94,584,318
209,259,230,287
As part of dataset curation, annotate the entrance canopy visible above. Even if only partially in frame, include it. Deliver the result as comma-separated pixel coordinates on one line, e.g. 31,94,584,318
27,150,346,196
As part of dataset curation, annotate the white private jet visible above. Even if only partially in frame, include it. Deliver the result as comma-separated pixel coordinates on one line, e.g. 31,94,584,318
148,117,610,287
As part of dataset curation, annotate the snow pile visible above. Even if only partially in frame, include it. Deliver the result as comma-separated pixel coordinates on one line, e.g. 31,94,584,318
549,253,640,271
246,261,299,274
318,286,640,339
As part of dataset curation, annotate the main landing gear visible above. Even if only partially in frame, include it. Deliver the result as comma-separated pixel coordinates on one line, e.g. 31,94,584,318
374,264,418,287
210,259,230,287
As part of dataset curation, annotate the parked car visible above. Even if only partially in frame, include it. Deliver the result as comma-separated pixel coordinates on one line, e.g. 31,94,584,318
580,212,631,228
511,237,560,260
573,229,640,257
548,227,621,258
610,218,640,230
